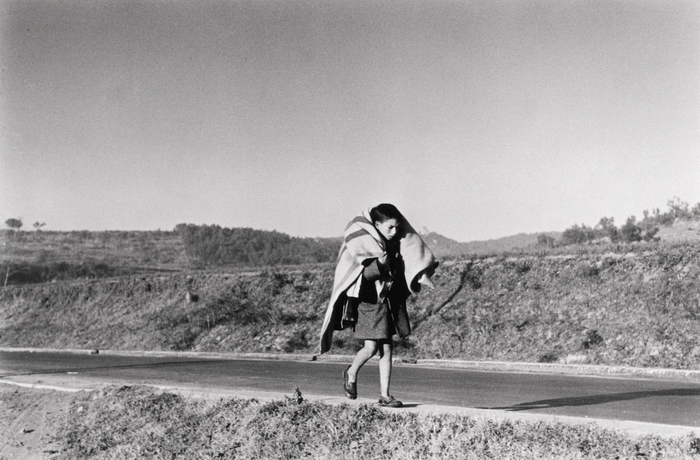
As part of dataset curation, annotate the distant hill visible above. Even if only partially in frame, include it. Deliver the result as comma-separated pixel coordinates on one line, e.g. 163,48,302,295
421,231,562,258
421,203,700,257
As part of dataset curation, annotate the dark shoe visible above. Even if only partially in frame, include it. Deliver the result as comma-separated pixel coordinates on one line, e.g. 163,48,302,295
378,395,403,408
343,366,357,400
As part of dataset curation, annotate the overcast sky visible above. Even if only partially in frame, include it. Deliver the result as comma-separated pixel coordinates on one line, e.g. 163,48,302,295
1,0,699,242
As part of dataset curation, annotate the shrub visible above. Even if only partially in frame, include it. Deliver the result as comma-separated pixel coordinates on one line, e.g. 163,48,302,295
595,217,619,242
537,234,556,248
582,329,604,349
561,224,595,245
620,216,642,242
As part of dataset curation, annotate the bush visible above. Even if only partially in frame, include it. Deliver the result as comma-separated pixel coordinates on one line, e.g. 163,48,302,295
620,216,642,242
537,234,556,247
561,224,595,245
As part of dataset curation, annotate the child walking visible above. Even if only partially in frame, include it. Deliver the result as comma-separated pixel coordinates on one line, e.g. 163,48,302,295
319,204,437,407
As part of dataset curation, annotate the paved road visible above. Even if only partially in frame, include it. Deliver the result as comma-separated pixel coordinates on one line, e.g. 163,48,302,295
1,351,699,428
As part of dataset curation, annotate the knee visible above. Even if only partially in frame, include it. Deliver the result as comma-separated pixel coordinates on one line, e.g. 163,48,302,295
379,341,392,358
383,342,393,354
363,341,378,356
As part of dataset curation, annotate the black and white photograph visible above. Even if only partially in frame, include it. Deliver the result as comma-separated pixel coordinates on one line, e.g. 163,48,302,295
1,0,699,458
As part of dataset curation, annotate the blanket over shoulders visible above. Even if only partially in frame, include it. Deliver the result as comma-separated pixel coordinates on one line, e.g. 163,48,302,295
319,207,438,354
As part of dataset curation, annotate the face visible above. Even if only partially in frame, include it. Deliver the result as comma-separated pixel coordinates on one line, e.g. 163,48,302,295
374,218,400,241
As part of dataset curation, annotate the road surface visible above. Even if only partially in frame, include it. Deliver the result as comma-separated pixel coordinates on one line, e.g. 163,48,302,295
1,351,698,429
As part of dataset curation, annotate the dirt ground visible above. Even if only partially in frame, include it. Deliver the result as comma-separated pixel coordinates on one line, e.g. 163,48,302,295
0,385,73,460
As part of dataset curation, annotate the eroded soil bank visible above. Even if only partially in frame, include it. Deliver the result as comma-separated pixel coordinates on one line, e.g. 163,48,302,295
2,244,700,369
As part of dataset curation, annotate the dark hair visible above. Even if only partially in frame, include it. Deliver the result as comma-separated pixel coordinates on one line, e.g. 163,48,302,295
370,203,404,224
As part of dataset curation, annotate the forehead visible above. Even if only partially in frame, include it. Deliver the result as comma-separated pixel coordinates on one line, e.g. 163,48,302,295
378,218,400,227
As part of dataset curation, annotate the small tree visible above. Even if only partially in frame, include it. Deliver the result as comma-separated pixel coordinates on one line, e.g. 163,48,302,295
33,222,46,232
692,202,700,218
643,225,660,242
667,197,691,220
595,217,619,242
620,216,642,242
537,233,556,248
5,218,22,234
561,224,595,245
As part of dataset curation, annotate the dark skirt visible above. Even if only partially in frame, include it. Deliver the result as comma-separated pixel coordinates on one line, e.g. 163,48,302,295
354,301,395,340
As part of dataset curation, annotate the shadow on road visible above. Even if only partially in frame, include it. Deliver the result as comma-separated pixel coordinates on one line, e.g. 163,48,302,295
478,387,700,411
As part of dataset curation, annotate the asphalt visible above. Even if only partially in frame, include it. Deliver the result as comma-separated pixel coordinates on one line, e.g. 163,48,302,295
2,347,699,439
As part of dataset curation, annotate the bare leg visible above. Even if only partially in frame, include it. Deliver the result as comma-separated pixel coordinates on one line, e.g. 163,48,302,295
378,340,393,398
347,340,378,383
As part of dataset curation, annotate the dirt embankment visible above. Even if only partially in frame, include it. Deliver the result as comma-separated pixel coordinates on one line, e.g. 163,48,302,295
1,244,699,369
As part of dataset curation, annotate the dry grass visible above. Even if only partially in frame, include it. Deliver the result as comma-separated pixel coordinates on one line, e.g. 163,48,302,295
55,385,699,460
0,230,188,285
2,242,700,370
4,231,700,458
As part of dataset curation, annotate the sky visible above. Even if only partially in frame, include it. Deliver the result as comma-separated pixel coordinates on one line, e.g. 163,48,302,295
1,0,699,242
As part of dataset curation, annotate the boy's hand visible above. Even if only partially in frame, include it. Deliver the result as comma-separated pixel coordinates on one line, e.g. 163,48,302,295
377,252,389,267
